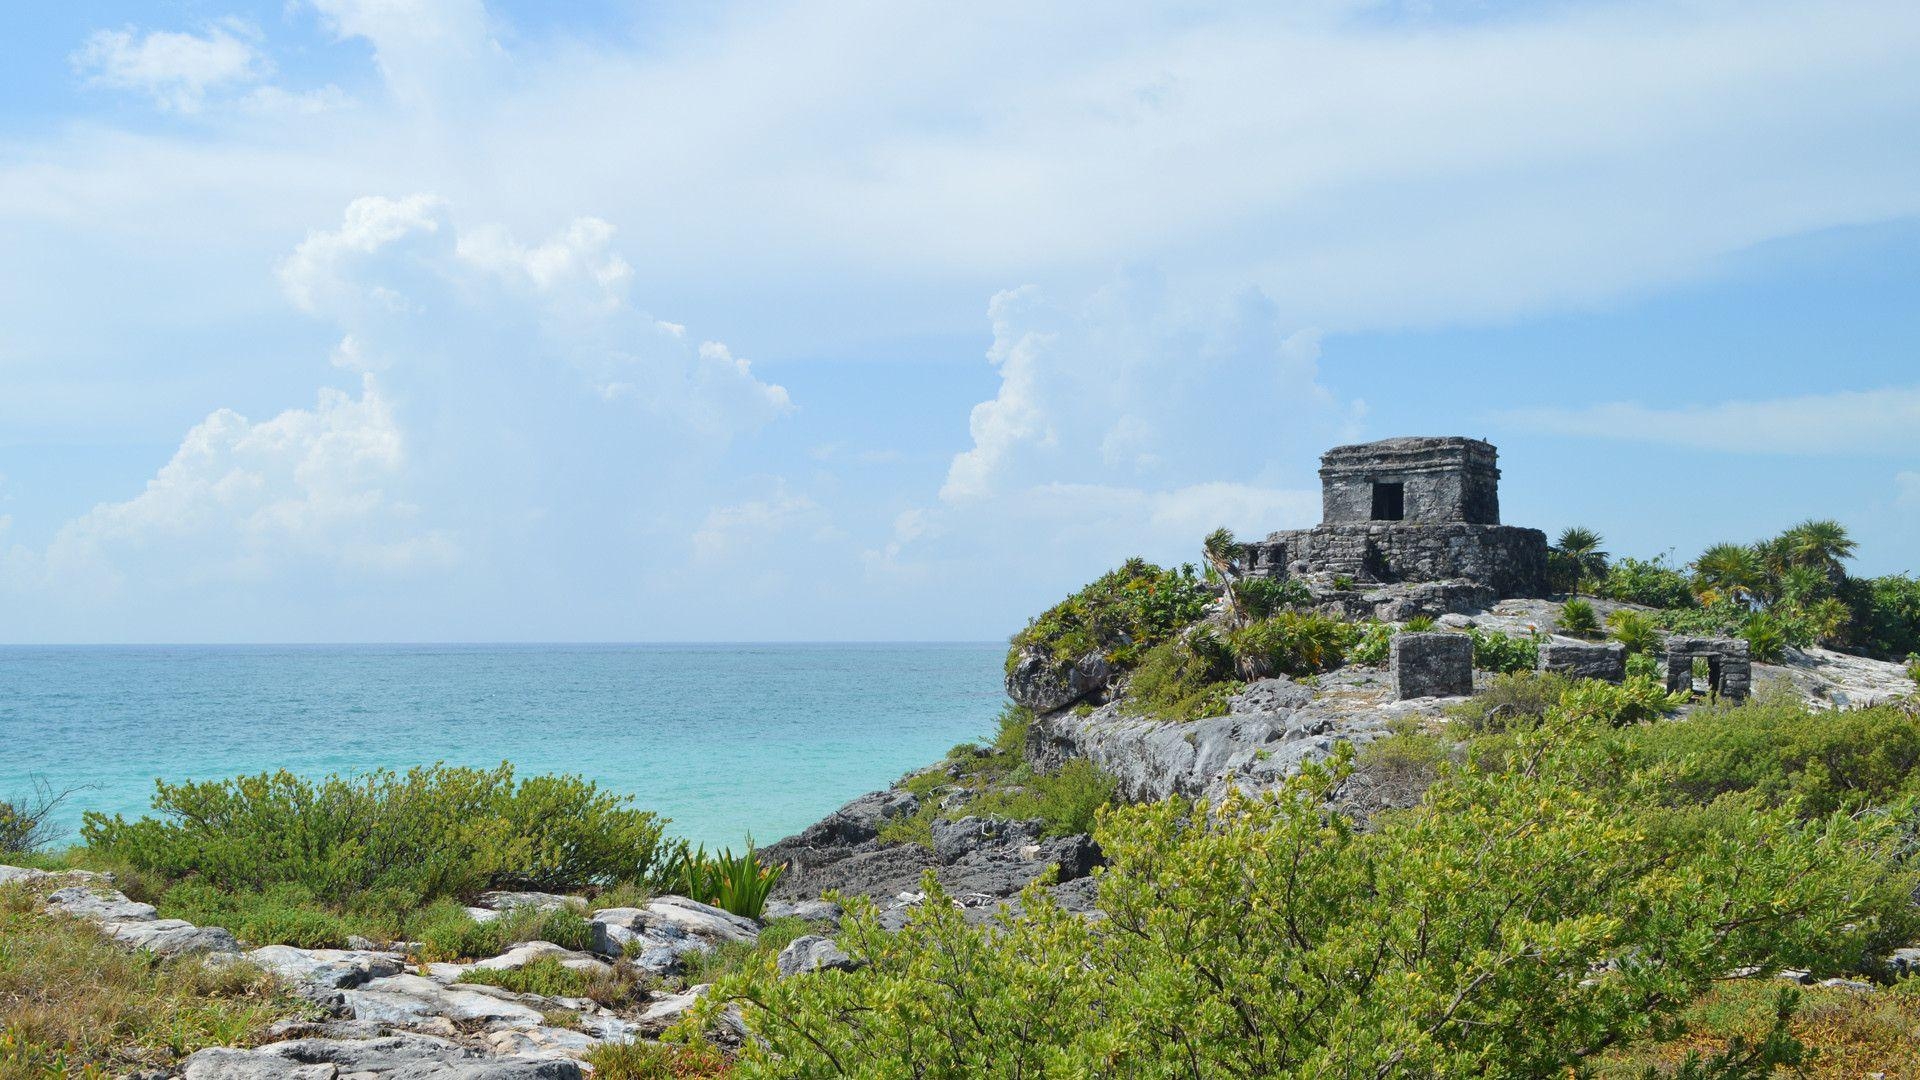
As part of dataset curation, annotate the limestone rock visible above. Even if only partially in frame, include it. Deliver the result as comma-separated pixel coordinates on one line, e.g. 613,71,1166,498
342,973,548,1028
475,891,579,915
470,941,611,977
1390,632,1473,700
104,918,241,957
45,885,156,922
760,898,842,926
791,788,920,848
776,935,860,977
182,1035,582,1080
1005,648,1113,713
1537,637,1626,683
249,945,408,993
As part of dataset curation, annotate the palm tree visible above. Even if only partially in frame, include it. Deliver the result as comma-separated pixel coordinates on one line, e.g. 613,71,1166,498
1692,543,1767,607
1781,519,1856,582
1553,527,1608,597
1202,527,1246,627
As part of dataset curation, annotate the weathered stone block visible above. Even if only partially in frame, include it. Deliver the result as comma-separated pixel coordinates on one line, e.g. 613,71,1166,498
1321,436,1501,526
1391,632,1474,700
1664,636,1751,701
1537,638,1626,683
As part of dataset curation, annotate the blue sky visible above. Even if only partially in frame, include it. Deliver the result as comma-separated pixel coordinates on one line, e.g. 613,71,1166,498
1,0,1917,643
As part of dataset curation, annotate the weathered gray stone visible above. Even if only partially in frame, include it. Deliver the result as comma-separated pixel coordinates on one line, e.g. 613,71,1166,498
1665,637,1751,701
474,891,579,915
1537,637,1627,683
1390,632,1474,700
791,788,920,847
776,935,861,976
182,1035,582,1080
248,946,407,992
1321,436,1502,526
760,898,842,926
1005,648,1113,713
341,974,548,1028
469,941,610,977
45,884,156,922
104,918,240,956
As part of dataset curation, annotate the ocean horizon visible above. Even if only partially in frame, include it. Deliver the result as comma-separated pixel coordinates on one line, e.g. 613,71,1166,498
1,642,1007,850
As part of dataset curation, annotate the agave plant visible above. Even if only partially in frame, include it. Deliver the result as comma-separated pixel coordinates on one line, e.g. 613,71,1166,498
663,839,786,919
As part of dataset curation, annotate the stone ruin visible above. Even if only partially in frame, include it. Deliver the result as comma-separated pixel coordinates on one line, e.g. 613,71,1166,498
1538,638,1627,683
1247,437,1550,618
1391,632,1474,700
1665,636,1751,701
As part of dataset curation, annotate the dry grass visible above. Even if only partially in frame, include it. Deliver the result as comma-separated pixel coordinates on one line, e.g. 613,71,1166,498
583,1038,731,1079
0,884,308,1078
1602,981,1920,1078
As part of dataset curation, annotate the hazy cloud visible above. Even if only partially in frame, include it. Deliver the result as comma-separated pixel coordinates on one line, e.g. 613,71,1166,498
1505,385,1920,455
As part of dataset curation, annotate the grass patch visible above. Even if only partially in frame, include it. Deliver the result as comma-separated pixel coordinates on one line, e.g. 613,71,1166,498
1008,558,1213,675
678,916,812,986
1601,982,1920,1078
583,1038,731,1079
0,885,310,1076
456,956,643,1007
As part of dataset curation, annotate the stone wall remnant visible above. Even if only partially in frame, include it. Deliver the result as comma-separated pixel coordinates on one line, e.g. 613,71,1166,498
1391,632,1474,700
1537,638,1627,683
1664,637,1751,700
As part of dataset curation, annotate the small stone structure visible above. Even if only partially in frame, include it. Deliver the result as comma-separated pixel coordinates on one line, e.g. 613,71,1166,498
1665,637,1751,700
1247,437,1550,603
1391,632,1474,700
1538,638,1627,683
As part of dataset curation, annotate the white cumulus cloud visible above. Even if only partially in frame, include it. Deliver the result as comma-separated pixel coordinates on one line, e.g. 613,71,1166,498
72,22,267,112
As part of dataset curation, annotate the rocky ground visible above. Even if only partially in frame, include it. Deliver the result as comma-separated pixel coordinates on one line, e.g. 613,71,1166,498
0,864,851,1079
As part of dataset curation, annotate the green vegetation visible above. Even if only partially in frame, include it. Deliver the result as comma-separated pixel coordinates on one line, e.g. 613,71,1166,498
0,779,77,856
583,1038,732,1079
1558,597,1599,637
82,764,670,904
678,915,812,986
1347,620,1394,666
455,956,642,1007
1125,631,1239,722
1605,608,1661,655
1447,671,1573,734
1601,982,1920,1079
1006,558,1213,674
877,705,1120,847
1467,627,1538,674
1548,526,1609,596
1593,554,1697,610
663,842,786,920
698,695,1919,1077
0,885,310,1077
1226,611,1355,681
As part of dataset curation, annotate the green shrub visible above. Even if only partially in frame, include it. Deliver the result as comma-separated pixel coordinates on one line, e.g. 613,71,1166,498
679,915,813,986
1555,674,1687,728
1468,628,1538,674
583,1037,730,1079
81,764,670,905
157,882,355,949
1347,620,1393,666
408,900,594,963
1846,574,1920,661
1447,671,1571,735
0,779,77,855
702,736,1917,1077
457,957,596,998
1402,614,1436,633
1605,609,1662,655
1006,558,1213,675
1225,611,1354,679
1124,632,1239,722
970,760,1118,838
1234,576,1311,619
1558,599,1599,637
662,842,785,919
992,704,1032,757
1594,556,1697,610
1740,611,1794,663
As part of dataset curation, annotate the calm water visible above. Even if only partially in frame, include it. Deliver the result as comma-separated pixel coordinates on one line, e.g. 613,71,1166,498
0,643,1006,849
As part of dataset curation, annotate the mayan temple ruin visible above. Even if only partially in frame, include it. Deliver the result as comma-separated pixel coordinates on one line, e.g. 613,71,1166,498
1246,437,1551,616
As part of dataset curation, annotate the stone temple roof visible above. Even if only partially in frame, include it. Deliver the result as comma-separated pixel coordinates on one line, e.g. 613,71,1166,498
1322,436,1495,460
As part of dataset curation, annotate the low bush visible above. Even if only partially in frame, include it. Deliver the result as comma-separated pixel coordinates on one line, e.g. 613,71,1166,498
1593,555,1697,610
583,1037,731,1079
969,759,1118,838
662,843,786,920
679,915,812,986
1347,620,1394,666
1234,575,1312,620
1558,598,1599,637
81,764,671,907
1006,558,1213,675
1226,611,1354,680
700,730,1917,1077
1605,609,1662,655
1447,671,1571,735
1555,674,1687,728
0,778,80,855
409,900,595,962
1468,628,1539,674
457,956,642,1007
157,881,355,949
1124,632,1239,722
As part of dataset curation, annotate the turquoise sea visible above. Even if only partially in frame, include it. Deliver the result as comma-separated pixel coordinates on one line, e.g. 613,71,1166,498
0,643,1006,850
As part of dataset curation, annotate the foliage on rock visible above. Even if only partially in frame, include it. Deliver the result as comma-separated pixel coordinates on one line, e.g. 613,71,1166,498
700,719,1918,1077
1006,558,1213,676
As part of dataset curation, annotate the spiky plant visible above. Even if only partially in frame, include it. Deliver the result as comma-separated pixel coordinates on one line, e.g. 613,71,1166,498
1781,519,1857,581
1691,543,1768,607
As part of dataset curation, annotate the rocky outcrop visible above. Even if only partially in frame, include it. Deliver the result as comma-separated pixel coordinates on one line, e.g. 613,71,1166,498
182,1035,583,1080
1005,648,1113,713
588,895,759,976
776,935,860,976
43,883,241,957
1026,672,1421,805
